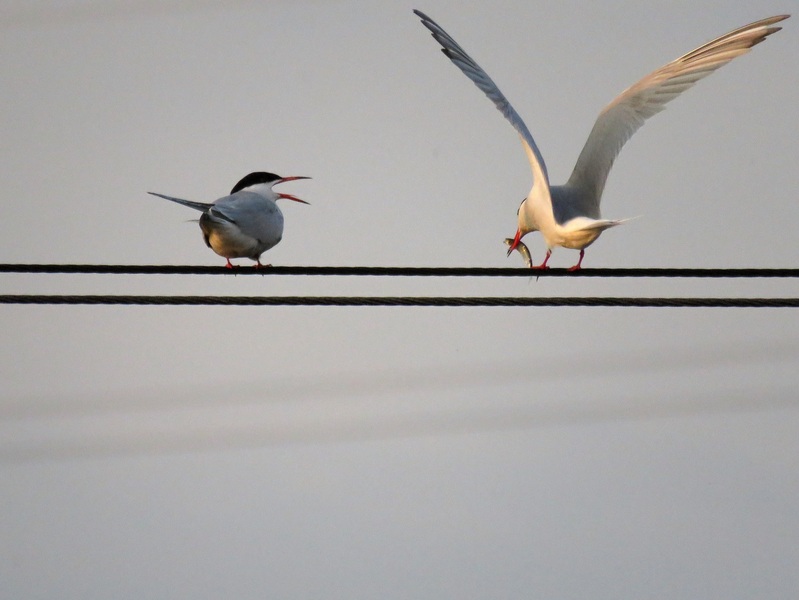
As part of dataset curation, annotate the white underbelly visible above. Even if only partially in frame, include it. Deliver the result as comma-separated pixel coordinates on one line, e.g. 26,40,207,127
558,228,602,250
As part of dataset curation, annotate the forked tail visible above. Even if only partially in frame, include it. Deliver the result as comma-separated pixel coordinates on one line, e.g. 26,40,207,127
148,192,213,212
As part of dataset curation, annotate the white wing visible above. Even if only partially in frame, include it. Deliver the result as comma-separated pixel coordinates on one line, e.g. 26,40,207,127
414,9,550,190
567,15,788,209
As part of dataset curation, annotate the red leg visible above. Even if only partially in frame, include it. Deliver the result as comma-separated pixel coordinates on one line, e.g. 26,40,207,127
567,249,585,272
531,250,551,270
225,259,234,269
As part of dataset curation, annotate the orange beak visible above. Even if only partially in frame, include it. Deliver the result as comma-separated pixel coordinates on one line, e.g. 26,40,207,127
276,176,311,204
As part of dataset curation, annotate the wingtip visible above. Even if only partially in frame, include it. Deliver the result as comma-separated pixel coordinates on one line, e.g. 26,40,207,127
414,9,438,34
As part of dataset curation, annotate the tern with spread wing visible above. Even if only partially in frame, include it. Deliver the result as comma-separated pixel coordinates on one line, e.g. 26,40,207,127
414,10,788,269
150,171,310,268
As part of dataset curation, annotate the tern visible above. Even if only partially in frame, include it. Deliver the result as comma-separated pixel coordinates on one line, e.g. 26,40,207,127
415,10,788,269
149,171,310,268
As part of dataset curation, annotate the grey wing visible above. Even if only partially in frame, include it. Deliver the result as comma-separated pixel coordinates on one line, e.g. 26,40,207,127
211,193,283,241
148,191,213,212
566,15,788,211
414,10,550,188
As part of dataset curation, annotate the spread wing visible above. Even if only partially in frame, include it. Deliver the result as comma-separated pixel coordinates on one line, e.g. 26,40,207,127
567,15,788,210
414,9,550,192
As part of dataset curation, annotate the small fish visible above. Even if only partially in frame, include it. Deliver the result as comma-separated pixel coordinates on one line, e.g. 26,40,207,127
504,238,533,268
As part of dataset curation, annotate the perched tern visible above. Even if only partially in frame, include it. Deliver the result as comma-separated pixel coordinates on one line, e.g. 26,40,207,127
415,10,788,269
150,171,310,268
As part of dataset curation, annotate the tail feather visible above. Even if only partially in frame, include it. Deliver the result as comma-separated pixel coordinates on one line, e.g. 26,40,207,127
576,216,639,232
148,191,212,212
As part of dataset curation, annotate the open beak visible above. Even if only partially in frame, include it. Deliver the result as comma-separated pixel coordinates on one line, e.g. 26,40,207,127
276,176,311,204
506,229,522,256
277,193,310,204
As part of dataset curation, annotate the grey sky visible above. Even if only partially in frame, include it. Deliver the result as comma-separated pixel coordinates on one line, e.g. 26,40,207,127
1,0,798,598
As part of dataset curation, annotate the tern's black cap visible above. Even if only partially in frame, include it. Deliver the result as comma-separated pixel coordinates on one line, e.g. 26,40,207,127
230,172,282,194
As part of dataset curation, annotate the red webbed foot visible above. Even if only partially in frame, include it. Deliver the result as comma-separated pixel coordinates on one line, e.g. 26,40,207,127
531,250,551,270
566,249,585,272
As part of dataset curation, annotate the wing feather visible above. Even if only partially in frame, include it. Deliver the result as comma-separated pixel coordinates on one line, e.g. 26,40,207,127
567,15,788,208
414,9,550,188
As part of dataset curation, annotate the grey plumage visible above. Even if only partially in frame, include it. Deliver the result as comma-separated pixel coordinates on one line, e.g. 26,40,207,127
149,172,309,267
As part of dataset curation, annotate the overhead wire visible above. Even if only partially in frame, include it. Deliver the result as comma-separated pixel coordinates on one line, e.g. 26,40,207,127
2,264,799,277
3,264,797,306
0,295,797,307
